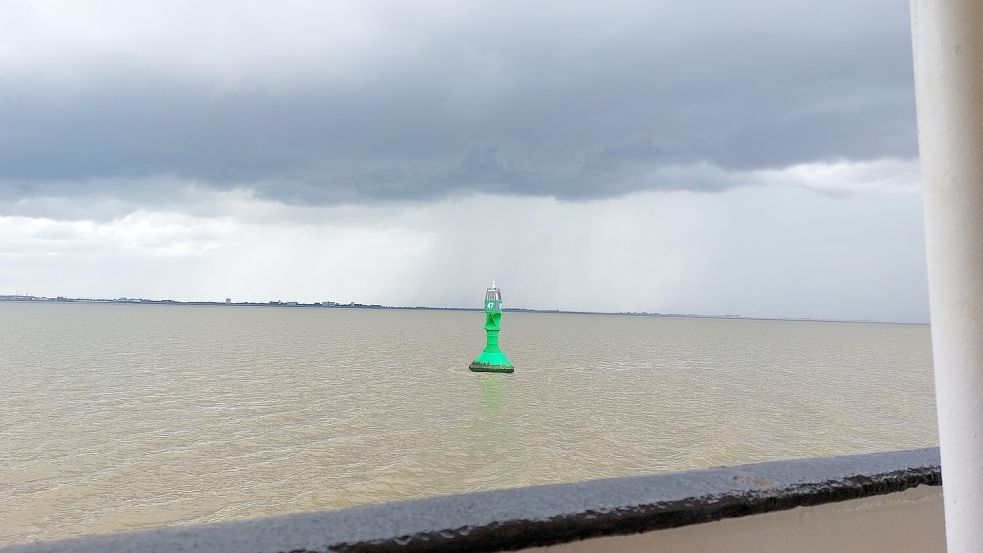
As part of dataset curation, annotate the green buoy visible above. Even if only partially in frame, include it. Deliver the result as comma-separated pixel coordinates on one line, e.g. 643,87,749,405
469,282,514,373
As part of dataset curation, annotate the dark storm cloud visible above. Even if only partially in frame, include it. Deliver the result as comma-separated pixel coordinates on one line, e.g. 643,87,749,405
0,0,916,206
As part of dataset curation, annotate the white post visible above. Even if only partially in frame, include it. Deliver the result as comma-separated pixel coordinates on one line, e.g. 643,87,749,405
911,1,983,550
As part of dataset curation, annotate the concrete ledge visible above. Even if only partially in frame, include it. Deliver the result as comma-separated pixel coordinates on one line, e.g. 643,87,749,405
3,448,940,553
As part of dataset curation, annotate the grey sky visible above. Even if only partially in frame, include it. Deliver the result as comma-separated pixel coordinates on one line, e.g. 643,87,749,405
0,0,928,321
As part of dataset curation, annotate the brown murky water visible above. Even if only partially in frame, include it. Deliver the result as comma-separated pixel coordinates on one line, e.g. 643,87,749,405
0,303,937,546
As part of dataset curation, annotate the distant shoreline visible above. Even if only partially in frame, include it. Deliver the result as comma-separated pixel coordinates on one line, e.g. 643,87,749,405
0,294,926,326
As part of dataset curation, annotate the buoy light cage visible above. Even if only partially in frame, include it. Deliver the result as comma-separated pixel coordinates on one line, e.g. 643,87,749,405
469,281,515,373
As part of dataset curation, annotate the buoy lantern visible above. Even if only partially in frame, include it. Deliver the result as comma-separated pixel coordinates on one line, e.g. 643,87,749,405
469,282,515,373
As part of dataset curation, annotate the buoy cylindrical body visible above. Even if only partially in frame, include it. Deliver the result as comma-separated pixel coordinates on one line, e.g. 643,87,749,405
469,284,514,373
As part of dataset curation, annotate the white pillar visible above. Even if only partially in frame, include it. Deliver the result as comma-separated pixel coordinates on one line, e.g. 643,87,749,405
911,1,983,550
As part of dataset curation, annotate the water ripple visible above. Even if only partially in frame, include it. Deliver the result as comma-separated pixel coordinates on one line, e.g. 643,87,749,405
0,304,937,546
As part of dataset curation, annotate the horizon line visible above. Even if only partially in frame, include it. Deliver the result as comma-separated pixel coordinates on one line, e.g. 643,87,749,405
0,293,929,326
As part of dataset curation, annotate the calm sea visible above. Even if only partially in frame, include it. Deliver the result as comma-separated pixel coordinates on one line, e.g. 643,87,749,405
0,303,937,546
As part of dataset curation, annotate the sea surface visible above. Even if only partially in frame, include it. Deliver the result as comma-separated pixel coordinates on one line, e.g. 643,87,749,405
0,303,937,546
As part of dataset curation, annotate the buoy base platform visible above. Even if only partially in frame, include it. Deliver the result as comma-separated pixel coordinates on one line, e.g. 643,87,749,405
469,362,515,373
470,348,514,373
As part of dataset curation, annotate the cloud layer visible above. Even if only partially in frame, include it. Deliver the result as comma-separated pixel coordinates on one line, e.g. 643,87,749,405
0,0,916,206
0,1,928,321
